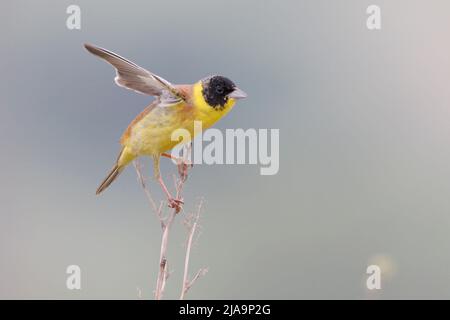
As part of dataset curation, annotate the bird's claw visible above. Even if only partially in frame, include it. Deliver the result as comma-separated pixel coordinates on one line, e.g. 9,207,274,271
177,162,192,182
168,198,184,213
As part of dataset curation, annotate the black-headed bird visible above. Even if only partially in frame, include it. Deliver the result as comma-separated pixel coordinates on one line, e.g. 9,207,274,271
84,44,247,209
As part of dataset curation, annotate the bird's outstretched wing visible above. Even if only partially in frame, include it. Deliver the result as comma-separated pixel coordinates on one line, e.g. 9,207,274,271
84,43,183,105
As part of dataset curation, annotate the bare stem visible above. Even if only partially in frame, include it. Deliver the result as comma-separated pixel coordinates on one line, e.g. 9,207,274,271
133,161,162,222
134,153,189,300
180,200,208,299
154,172,185,300
134,143,206,300
154,221,172,299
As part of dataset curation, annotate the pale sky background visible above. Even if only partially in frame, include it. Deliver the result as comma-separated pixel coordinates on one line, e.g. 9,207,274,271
1,0,450,299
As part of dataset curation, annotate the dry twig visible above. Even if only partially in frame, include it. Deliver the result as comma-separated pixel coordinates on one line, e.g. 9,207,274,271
180,199,208,299
134,145,205,300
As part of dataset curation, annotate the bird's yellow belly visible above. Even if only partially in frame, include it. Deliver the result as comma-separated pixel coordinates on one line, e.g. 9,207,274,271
126,105,190,155
125,96,235,157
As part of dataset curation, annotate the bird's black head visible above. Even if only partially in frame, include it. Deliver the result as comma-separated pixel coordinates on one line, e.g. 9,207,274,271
202,76,238,110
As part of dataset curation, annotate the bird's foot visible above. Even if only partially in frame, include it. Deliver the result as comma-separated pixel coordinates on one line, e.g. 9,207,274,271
168,197,184,213
177,162,192,182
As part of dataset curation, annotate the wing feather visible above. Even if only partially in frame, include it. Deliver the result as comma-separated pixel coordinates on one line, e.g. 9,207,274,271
84,43,183,104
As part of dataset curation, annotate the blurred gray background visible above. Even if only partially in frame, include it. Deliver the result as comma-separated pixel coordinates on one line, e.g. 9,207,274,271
1,0,450,299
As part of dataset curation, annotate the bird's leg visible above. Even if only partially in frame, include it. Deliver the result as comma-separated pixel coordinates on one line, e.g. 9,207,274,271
159,176,184,213
161,152,193,166
161,151,192,182
161,152,178,161
153,155,183,213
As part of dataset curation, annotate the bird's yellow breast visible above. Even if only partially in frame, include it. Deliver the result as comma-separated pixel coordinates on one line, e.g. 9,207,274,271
124,82,236,156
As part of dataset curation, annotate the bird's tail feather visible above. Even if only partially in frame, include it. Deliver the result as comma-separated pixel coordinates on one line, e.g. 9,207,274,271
96,147,135,195
96,164,123,195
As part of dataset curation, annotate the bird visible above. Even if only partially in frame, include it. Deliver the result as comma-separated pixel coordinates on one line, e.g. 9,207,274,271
84,44,247,209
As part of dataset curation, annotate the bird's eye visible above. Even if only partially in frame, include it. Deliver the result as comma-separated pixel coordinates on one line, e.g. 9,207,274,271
215,86,224,94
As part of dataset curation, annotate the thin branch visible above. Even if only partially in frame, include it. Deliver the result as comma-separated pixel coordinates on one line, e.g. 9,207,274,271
134,160,164,224
154,208,176,300
180,200,208,299
154,176,186,300
134,143,206,300
135,151,189,300
187,268,208,292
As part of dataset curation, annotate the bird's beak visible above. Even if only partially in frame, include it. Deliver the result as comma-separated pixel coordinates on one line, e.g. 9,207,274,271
228,87,247,100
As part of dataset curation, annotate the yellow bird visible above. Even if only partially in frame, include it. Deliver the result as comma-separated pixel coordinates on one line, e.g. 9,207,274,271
85,44,247,208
